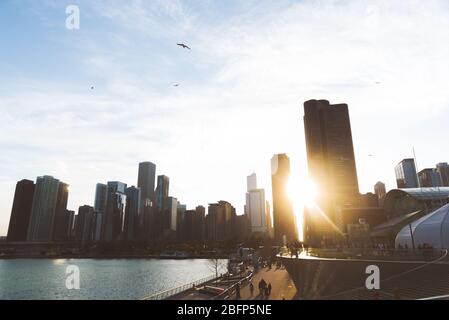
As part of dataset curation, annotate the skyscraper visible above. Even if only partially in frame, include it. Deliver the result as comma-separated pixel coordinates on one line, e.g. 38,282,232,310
138,162,156,242
102,181,127,242
124,186,141,241
303,99,359,199
436,163,449,187
153,175,170,240
374,181,386,206
138,162,156,204
303,99,359,246
27,176,69,242
75,205,95,242
271,154,297,245
193,205,206,243
94,183,107,241
52,182,70,241
247,173,257,192
245,173,270,236
206,201,236,243
418,168,442,188
155,175,169,212
7,179,35,242
395,159,419,188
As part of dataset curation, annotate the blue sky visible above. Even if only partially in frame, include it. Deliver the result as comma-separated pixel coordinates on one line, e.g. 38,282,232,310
1,0,449,235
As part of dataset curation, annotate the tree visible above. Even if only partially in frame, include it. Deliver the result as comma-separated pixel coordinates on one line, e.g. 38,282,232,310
208,258,226,279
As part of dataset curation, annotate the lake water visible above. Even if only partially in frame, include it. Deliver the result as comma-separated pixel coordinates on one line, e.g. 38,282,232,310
0,259,226,300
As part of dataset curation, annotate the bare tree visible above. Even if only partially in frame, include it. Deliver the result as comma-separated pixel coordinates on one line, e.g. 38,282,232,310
208,258,226,279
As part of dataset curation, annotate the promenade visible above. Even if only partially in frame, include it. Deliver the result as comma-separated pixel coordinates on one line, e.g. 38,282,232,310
236,266,297,300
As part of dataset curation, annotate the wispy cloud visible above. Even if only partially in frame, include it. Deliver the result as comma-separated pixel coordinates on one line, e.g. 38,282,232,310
1,0,449,234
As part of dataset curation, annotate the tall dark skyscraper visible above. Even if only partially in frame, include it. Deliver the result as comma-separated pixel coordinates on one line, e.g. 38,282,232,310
193,205,206,243
271,154,297,245
303,99,359,246
206,201,236,243
124,186,141,241
27,176,69,242
52,182,70,241
155,175,169,211
137,162,156,242
94,183,107,241
75,205,95,242
102,181,127,242
7,179,35,242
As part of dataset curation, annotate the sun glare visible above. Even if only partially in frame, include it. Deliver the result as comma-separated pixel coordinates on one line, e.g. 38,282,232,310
287,175,318,242
287,176,318,208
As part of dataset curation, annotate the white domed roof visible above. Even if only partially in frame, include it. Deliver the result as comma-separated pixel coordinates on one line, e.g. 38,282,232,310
395,203,449,249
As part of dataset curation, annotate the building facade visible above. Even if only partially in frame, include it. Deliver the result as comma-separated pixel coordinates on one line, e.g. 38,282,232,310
437,163,449,187
27,176,69,242
101,181,127,242
395,159,419,188
7,179,35,242
419,168,442,188
303,99,360,246
124,186,141,241
374,181,387,206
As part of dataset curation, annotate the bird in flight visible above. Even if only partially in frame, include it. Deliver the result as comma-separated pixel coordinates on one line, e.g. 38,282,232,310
173,84,180,87
90,86,95,90
368,154,374,157
177,43,191,50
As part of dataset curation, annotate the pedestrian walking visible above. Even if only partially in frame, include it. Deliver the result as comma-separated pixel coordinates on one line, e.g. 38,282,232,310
249,282,254,296
268,283,272,296
259,278,267,298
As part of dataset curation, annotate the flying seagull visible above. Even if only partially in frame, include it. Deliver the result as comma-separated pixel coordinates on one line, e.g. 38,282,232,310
173,84,180,87
90,86,95,90
177,43,191,50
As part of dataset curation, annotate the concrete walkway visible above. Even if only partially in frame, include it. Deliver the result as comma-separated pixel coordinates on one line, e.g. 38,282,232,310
236,266,297,300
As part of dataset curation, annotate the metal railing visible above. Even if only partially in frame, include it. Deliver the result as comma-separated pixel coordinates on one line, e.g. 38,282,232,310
281,247,447,261
141,274,218,300
213,271,254,300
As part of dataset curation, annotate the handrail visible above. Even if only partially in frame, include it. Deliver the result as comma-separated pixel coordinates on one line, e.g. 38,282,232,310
141,274,218,300
280,248,447,261
213,271,253,300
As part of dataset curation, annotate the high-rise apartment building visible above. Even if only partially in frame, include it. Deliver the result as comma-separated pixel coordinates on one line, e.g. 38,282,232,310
7,179,35,242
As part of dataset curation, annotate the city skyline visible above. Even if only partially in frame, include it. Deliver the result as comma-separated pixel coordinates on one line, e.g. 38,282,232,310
2,1,449,236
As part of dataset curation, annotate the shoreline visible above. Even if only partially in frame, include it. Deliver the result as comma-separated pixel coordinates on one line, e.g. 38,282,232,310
0,254,229,260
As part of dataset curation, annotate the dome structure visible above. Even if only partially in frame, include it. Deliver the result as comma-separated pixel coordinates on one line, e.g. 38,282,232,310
395,203,449,249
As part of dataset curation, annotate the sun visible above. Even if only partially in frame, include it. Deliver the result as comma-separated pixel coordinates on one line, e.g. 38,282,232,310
287,175,318,242
287,176,318,208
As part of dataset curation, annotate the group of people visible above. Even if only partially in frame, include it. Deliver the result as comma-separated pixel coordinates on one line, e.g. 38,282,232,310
287,241,309,258
247,278,272,299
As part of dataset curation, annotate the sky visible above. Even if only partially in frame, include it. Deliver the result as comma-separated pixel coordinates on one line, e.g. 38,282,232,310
1,0,449,236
